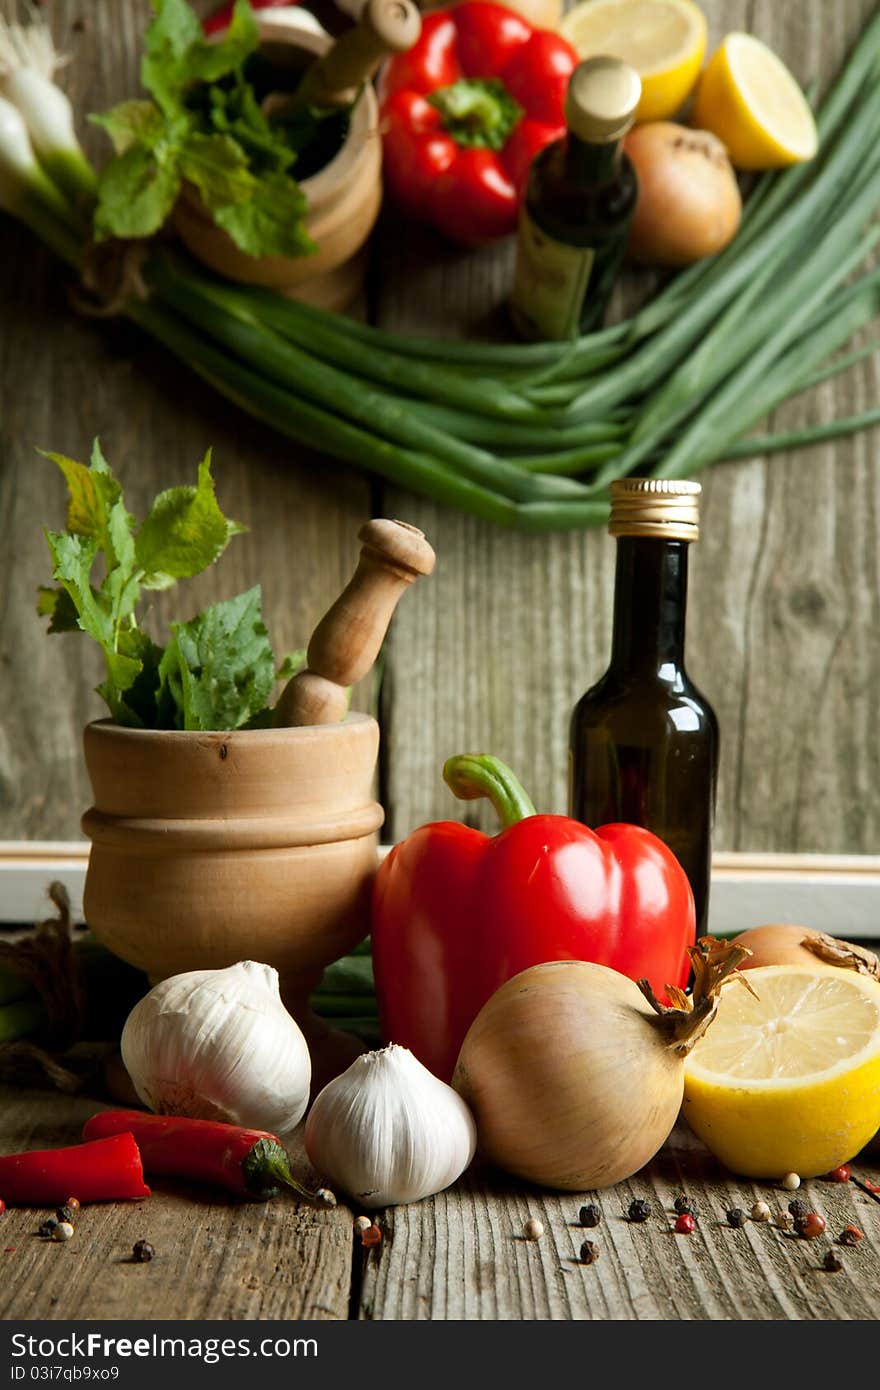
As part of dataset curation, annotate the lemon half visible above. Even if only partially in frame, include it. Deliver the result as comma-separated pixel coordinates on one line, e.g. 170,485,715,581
691,32,818,169
559,0,707,123
683,965,880,1178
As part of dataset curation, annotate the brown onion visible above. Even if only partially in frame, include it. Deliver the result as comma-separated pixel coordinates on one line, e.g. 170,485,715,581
625,122,742,266
733,923,879,978
452,939,749,1191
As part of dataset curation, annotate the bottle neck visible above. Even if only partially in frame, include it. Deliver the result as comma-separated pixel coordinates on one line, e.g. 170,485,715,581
564,131,621,183
609,535,689,677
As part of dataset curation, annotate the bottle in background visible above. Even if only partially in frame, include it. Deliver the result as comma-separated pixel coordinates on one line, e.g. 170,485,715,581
569,479,719,935
510,54,640,341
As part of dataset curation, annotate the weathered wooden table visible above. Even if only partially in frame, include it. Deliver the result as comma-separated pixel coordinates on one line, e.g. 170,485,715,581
2,0,879,1323
1,1083,879,1320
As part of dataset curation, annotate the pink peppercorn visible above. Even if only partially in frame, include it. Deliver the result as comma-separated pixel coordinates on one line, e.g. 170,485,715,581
361,1224,383,1248
823,1165,851,1183
674,1213,696,1234
796,1212,826,1239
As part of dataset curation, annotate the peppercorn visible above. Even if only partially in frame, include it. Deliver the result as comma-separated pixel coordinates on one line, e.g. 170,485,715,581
65,1197,80,1211
674,1213,696,1235
361,1224,382,1248
795,1211,826,1239
673,1194,697,1216
823,1249,844,1273
751,1201,771,1222
822,1164,851,1183
774,1211,794,1232
52,1222,74,1242
579,1240,599,1264
726,1207,747,1229
132,1239,154,1263
0,1199,5,1216
788,1197,809,1221
38,1217,58,1238
838,1225,863,1247
353,1216,372,1235
627,1198,651,1223
523,1218,544,1241
578,1204,600,1228
781,1172,801,1191
55,1205,76,1226
316,1187,337,1208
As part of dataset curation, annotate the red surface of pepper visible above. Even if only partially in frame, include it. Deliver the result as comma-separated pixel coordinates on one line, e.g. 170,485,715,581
203,0,297,36
83,1111,325,1203
380,2,577,243
373,754,696,1081
0,1133,149,1205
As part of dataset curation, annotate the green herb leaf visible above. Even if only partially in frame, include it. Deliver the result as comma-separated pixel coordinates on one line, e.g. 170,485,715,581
43,530,112,650
90,100,167,154
159,585,274,730
183,0,259,83
36,586,80,634
135,450,243,583
213,169,315,258
179,131,256,209
141,0,203,117
275,648,307,682
93,144,182,241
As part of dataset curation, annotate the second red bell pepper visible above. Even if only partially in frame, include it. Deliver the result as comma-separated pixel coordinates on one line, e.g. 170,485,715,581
372,754,696,1081
380,2,578,244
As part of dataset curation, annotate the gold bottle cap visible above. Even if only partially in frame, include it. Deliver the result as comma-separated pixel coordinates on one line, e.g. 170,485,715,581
565,56,642,145
609,479,701,541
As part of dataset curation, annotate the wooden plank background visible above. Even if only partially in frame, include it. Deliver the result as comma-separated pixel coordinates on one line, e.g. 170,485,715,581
1,0,878,856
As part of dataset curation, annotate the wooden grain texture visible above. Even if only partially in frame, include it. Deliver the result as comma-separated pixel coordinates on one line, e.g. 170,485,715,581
359,1124,880,1321
375,0,880,854
0,1087,353,1321
0,0,373,843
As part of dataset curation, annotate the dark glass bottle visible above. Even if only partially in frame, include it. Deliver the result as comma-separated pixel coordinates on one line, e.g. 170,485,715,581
569,480,719,935
511,55,640,341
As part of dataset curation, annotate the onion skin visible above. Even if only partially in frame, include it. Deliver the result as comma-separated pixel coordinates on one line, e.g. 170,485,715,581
732,923,824,971
452,960,684,1190
624,122,742,267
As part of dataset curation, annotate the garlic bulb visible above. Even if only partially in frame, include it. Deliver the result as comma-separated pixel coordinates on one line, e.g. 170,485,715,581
121,961,311,1138
305,1045,476,1208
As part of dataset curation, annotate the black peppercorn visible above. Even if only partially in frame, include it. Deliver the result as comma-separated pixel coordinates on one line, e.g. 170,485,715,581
38,1217,58,1238
788,1197,809,1221
579,1240,599,1264
823,1249,844,1273
726,1207,747,1229
579,1204,600,1228
627,1198,651,1223
132,1239,154,1263
673,1195,697,1217
55,1206,76,1226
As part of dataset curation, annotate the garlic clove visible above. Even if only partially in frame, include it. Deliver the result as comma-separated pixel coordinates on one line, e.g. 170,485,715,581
121,960,311,1138
304,1044,476,1209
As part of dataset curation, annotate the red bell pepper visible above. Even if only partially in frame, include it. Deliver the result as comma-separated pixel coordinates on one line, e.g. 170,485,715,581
83,1111,334,1205
372,754,696,1081
380,2,578,244
0,1133,150,1206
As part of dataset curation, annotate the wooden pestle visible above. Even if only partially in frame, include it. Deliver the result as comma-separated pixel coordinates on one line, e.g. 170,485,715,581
292,0,422,110
274,519,436,727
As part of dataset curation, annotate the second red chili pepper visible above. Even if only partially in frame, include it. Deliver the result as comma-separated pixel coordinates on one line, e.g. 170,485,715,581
380,2,578,243
83,1111,334,1204
0,1133,150,1206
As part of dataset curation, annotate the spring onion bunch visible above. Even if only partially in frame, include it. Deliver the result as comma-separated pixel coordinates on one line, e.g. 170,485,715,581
0,2,878,531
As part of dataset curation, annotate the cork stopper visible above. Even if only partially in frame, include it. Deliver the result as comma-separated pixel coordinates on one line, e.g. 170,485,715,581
609,479,701,542
565,56,642,145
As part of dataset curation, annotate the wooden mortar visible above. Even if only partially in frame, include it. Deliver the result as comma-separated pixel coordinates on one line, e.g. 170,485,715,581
81,518,435,1088
173,3,420,313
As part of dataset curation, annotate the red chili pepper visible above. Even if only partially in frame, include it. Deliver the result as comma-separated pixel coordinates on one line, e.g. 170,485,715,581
379,2,577,244
83,1111,331,1204
203,0,299,36
372,753,696,1081
0,1134,149,1206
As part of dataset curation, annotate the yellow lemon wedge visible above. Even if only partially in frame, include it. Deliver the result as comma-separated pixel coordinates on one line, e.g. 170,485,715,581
559,0,707,123
691,32,818,169
683,965,880,1179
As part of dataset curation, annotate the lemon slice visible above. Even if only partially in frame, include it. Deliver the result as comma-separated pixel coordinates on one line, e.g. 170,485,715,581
691,32,818,169
559,0,707,123
684,965,880,1178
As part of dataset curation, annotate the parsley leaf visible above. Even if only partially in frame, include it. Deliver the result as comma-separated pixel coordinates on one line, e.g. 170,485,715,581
214,169,315,257
159,585,274,731
93,143,182,241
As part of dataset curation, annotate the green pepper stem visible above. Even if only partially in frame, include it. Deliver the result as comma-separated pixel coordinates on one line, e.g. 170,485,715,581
244,1138,336,1205
442,753,537,829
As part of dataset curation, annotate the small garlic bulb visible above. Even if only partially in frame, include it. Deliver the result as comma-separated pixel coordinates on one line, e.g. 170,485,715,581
121,961,311,1138
305,1045,476,1208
